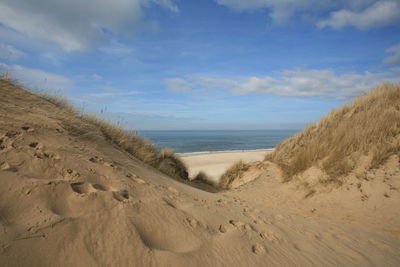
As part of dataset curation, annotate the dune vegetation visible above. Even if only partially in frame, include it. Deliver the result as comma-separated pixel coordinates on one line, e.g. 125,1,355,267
217,83,400,187
218,160,250,189
0,77,189,181
265,83,400,183
193,171,215,186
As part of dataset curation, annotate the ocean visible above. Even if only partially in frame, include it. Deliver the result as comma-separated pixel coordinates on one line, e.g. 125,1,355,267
139,130,299,155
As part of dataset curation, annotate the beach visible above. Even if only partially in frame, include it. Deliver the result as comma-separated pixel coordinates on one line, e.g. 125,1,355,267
181,149,272,182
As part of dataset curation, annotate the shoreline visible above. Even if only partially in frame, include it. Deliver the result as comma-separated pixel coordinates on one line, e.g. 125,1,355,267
178,148,274,157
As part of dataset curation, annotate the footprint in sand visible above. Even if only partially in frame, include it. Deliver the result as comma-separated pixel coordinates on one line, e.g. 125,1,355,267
89,156,100,163
71,181,113,195
252,243,266,254
0,162,18,172
92,184,107,191
29,142,39,148
126,173,146,184
244,224,253,231
0,135,18,152
48,181,110,217
70,181,130,203
186,217,198,227
89,156,115,168
70,182,95,194
63,168,80,178
229,219,244,228
21,126,34,132
0,138,4,151
132,218,202,253
112,189,130,202
5,131,21,138
219,224,234,233
216,199,227,205
29,143,61,160
260,230,281,243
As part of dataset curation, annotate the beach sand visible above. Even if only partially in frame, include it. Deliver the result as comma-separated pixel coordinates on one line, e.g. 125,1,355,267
181,150,272,182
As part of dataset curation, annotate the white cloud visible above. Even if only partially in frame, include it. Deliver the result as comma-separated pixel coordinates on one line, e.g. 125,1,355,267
0,43,25,60
0,63,72,91
88,91,140,98
216,0,378,11
92,74,104,81
215,0,310,11
168,68,400,99
317,1,400,30
384,44,400,65
196,77,238,88
165,77,237,94
216,0,400,29
215,0,318,24
233,69,399,98
98,41,134,55
149,0,179,12
79,90,141,103
0,0,178,52
165,78,194,93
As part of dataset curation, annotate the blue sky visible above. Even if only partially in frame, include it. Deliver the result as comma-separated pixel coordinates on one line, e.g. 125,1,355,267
1,0,399,130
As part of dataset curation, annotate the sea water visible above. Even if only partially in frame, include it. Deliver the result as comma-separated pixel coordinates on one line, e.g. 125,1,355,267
139,130,298,155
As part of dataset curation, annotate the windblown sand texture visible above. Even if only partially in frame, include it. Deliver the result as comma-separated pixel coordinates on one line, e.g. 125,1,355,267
0,79,399,266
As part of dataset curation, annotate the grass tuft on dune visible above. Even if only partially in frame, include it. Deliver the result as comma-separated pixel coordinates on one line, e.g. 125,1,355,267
265,83,400,182
218,160,249,189
157,148,189,180
193,171,215,186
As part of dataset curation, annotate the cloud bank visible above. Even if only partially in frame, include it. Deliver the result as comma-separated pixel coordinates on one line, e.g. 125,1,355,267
167,68,400,99
318,1,400,30
0,43,25,60
0,0,178,51
216,0,400,29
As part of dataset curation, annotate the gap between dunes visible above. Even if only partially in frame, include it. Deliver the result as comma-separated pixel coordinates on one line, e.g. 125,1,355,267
181,149,272,182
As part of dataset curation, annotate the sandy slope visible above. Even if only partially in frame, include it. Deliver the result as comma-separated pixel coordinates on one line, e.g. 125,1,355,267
181,150,270,181
1,79,399,266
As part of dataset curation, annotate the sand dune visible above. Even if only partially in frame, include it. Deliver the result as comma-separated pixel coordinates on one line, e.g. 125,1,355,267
1,79,400,266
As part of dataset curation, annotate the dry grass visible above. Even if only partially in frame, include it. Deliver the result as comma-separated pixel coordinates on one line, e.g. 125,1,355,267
1,76,190,181
80,117,189,180
266,83,400,182
193,171,215,186
83,115,160,165
39,92,79,115
0,72,17,84
218,160,249,189
1,74,78,115
157,148,188,180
